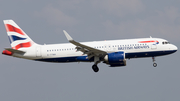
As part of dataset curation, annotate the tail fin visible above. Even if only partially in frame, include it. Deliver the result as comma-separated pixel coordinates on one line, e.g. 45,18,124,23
3,20,37,50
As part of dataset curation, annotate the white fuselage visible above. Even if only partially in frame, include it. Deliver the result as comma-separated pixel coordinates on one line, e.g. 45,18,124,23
15,38,177,63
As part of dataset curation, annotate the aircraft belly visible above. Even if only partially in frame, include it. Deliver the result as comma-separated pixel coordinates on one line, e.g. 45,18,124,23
125,50,177,58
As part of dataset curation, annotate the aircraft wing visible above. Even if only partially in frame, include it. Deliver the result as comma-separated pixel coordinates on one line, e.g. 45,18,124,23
63,30,107,59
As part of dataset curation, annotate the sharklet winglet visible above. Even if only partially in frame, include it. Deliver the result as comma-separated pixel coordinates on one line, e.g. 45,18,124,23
63,30,73,41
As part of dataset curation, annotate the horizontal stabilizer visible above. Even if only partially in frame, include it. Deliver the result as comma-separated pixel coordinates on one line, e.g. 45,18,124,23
4,48,25,54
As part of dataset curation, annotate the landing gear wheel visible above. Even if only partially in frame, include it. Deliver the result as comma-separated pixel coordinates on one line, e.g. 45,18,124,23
92,65,99,72
153,63,157,67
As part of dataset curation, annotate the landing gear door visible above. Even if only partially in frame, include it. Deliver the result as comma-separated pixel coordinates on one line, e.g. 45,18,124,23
151,44,157,49
36,47,41,57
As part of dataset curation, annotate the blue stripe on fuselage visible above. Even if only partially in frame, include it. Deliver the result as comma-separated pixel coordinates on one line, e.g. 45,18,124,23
125,50,177,58
35,50,177,63
35,56,94,63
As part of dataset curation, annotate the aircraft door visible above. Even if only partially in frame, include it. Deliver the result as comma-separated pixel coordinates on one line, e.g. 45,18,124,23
151,44,157,49
36,47,41,57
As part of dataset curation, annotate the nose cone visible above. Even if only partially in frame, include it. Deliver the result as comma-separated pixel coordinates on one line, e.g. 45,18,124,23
174,45,178,51
172,44,178,53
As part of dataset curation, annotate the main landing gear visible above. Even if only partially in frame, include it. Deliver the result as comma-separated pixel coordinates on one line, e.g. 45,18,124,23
152,57,157,67
92,65,99,72
92,56,100,72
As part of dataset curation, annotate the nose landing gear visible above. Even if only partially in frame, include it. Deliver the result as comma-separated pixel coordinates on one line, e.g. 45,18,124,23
152,57,157,67
153,63,157,67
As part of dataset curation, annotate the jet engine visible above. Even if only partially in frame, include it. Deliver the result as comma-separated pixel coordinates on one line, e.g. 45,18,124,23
104,51,126,67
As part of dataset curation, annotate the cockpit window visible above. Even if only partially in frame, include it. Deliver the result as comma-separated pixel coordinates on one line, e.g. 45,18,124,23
162,41,170,45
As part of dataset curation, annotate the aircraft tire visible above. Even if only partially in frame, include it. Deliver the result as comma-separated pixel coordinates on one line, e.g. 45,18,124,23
153,63,157,67
92,65,99,72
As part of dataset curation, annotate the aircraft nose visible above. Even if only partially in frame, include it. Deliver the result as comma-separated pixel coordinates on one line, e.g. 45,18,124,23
175,45,178,50
172,45,178,51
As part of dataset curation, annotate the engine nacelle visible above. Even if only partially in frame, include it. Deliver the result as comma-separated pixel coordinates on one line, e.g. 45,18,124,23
104,52,126,67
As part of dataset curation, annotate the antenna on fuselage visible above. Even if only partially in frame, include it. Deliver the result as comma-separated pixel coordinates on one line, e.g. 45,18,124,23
150,36,152,38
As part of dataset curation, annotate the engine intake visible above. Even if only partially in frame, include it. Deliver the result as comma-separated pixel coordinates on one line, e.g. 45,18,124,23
104,52,126,67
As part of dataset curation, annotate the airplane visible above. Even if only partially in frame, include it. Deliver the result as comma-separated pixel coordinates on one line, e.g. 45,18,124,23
2,20,178,72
